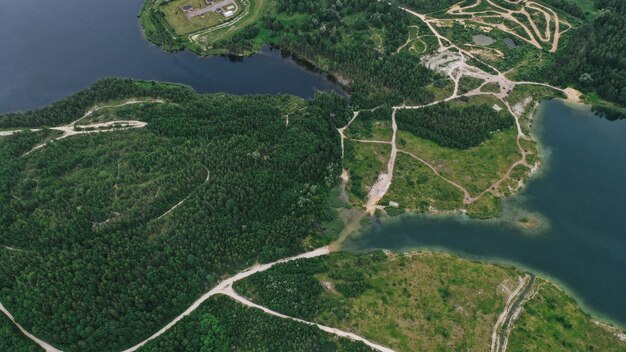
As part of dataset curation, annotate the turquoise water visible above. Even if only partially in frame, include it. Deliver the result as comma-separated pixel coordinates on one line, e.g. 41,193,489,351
342,100,626,326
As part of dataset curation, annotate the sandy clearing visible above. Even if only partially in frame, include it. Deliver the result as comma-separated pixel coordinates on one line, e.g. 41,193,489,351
365,109,398,214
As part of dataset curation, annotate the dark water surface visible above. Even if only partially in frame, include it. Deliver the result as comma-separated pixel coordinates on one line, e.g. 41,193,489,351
0,0,342,114
343,100,626,326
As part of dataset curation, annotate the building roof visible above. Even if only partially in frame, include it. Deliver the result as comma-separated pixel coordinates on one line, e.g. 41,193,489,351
182,4,193,11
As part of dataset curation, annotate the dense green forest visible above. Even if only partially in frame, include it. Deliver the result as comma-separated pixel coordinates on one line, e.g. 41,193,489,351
235,251,626,352
0,79,351,351
0,313,41,352
392,0,457,12
235,251,515,351
396,103,515,149
215,0,440,108
0,79,196,128
140,295,372,351
548,0,626,107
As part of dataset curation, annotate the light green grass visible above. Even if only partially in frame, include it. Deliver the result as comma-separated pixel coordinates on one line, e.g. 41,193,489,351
466,192,502,218
481,82,501,93
458,76,485,94
345,118,393,142
381,153,464,212
193,0,268,53
508,280,626,352
344,141,391,206
239,251,520,352
397,128,520,195
162,0,240,35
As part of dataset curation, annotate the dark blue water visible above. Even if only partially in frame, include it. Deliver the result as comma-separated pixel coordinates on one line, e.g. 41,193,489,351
0,0,342,114
342,100,626,326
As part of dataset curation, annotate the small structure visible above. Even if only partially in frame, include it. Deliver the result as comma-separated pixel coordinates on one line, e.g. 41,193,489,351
206,0,214,4
181,4,193,12
388,201,399,208
223,10,234,17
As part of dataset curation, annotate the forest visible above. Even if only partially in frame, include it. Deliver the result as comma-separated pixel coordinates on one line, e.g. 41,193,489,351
235,251,626,352
214,0,440,108
0,79,352,351
395,103,515,149
0,313,41,352
140,295,372,352
547,0,626,107
0,79,196,128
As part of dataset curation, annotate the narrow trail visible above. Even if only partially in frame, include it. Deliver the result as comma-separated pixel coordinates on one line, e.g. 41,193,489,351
224,287,395,352
13,99,163,156
365,109,398,214
0,2,586,352
490,273,536,352
349,3,581,212
156,166,210,220
121,246,394,352
337,111,361,159
0,303,61,352
445,0,570,52
398,149,473,203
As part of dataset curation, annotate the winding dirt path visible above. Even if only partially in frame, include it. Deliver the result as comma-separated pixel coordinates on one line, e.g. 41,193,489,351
12,99,163,156
0,2,586,351
365,109,398,214
445,0,570,52
121,246,394,352
490,273,536,352
353,4,580,211
1,246,394,352
398,149,473,203
156,166,210,220
224,287,395,352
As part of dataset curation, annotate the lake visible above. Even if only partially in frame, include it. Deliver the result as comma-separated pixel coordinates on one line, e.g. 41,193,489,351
342,100,626,326
472,34,495,46
1,0,625,331
0,0,342,114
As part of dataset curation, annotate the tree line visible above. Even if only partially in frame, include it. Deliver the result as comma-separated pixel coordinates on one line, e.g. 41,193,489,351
140,295,372,351
0,80,353,351
396,103,515,149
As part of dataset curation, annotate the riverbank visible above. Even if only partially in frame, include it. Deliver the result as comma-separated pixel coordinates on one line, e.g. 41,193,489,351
339,99,626,327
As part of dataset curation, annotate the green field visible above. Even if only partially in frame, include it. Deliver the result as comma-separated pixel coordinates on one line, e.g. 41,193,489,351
162,0,242,36
235,251,520,352
140,0,268,54
236,252,626,352
381,153,464,212
140,295,371,351
345,108,394,142
508,280,626,352
397,128,520,196
0,79,351,351
344,141,391,206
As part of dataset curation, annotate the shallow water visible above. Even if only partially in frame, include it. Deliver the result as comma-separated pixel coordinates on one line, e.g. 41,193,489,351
0,0,342,114
472,34,495,46
342,100,626,326
503,37,517,48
